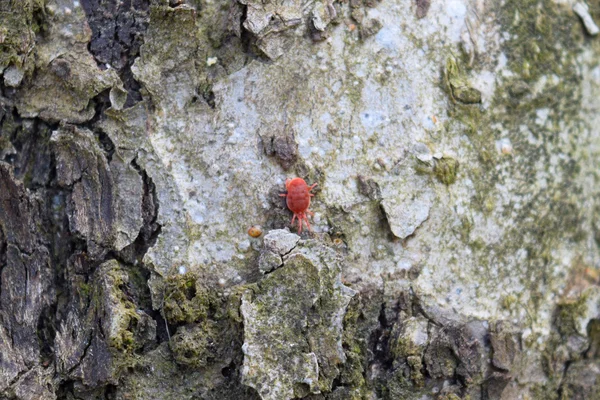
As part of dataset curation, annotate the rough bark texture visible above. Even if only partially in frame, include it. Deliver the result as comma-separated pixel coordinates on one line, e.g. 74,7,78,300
2,0,600,399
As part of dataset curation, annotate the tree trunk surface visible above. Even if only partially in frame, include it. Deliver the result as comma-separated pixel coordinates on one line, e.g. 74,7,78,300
1,0,600,399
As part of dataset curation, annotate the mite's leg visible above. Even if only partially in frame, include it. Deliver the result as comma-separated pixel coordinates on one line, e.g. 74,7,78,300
304,215,312,232
297,212,307,234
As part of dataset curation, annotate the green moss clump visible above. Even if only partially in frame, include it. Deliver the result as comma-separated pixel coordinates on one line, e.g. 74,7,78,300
443,56,482,104
530,382,560,400
337,290,387,398
434,157,459,185
390,326,422,360
338,297,368,391
587,319,600,358
414,154,460,186
407,356,424,388
105,269,140,352
498,0,582,84
162,272,213,325
0,0,45,71
92,261,144,353
452,86,482,104
77,281,92,298
501,294,518,310
161,276,249,370
379,369,413,400
113,329,136,352
169,321,219,368
555,294,588,338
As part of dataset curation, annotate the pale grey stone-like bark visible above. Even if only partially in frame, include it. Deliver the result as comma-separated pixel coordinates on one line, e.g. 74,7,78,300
242,240,356,399
2,0,600,399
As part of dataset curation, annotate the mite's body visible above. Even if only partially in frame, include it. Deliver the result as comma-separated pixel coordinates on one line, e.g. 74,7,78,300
279,178,317,234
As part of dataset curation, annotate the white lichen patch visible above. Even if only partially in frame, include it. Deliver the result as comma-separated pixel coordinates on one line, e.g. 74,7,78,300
573,2,600,35
263,229,300,256
381,189,434,240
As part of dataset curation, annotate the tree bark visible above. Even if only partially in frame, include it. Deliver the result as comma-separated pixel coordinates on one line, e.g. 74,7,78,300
1,0,600,399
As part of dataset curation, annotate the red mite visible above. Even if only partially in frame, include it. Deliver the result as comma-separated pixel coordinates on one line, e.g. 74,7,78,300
279,177,317,234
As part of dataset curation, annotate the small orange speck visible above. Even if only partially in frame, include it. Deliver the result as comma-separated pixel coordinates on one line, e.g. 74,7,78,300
248,225,263,238
501,145,513,155
432,115,437,124
348,24,356,31
585,267,600,283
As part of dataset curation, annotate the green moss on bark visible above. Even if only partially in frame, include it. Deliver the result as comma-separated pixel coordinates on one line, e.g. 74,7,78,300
163,272,213,325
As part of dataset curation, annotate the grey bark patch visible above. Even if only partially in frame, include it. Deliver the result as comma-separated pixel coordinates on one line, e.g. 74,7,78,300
483,372,511,400
57,260,156,387
262,127,299,171
5,118,54,189
80,0,150,105
169,322,219,368
241,0,303,59
272,133,299,170
240,0,381,58
390,316,429,358
423,321,486,384
51,125,143,258
0,163,54,392
12,367,55,400
416,0,431,19
2,0,598,397
490,321,521,371
311,1,333,32
423,328,460,379
357,175,382,201
398,299,518,395
110,154,145,251
561,360,600,400
381,189,433,239
14,16,121,124
258,251,283,274
76,333,115,387
359,18,383,39
241,242,356,399
3,65,25,87
263,229,300,255
80,0,150,70
259,229,299,273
